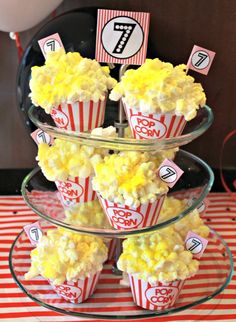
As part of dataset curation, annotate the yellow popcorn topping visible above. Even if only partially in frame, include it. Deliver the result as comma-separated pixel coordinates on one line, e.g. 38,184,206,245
29,49,117,113
117,227,199,284
92,151,168,207
110,58,206,121
64,200,111,229
37,138,109,181
159,196,210,240
25,227,108,285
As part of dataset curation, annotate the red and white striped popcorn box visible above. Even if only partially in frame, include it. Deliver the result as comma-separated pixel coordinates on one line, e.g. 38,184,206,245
50,99,107,132
123,102,186,140
98,195,165,230
129,274,185,310
50,271,101,304
55,175,97,206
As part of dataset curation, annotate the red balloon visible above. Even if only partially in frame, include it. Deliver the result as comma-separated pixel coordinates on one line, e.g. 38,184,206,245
0,0,63,32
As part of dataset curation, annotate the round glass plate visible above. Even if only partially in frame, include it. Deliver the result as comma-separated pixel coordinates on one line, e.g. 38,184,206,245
28,105,213,151
9,221,233,319
21,150,214,237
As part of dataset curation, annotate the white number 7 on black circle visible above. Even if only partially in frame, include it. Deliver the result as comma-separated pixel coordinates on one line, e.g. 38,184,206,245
113,23,136,54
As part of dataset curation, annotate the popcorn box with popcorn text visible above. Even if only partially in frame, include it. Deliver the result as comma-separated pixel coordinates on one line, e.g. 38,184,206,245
50,271,101,304
98,195,165,230
123,102,186,140
50,99,106,132
55,175,97,206
129,274,185,310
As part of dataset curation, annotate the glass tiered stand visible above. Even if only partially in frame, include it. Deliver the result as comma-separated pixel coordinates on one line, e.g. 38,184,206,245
9,103,233,319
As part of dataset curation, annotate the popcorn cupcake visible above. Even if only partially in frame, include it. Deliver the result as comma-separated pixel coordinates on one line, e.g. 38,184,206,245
92,151,169,230
25,227,108,303
110,58,206,140
37,127,116,206
29,49,117,132
117,227,199,310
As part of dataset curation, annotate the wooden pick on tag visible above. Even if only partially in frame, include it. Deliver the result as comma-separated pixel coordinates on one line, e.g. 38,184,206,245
185,231,208,259
157,159,184,188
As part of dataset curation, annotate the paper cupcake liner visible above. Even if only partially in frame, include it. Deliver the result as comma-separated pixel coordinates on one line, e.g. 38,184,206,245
50,99,106,132
123,102,186,140
98,195,165,230
50,272,101,304
55,176,97,207
129,274,185,310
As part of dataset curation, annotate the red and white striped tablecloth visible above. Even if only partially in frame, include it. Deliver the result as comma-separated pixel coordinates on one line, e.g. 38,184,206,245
0,193,235,322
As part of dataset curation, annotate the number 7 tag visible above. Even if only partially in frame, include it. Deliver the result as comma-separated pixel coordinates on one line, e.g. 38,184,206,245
187,45,216,75
157,159,184,188
38,33,65,59
185,231,208,259
24,221,43,246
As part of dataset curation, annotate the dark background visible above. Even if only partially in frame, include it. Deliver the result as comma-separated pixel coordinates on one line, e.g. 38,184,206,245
0,0,235,191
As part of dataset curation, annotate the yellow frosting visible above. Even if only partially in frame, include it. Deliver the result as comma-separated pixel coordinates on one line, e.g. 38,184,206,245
110,58,206,121
92,151,168,207
25,227,108,285
29,49,117,113
64,200,111,229
117,227,199,284
159,196,210,240
37,138,110,181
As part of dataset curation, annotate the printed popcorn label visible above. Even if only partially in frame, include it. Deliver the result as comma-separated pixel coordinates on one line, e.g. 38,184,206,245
129,274,184,310
185,231,208,259
130,114,167,139
123,103,186,140
53,284,82,301
24,221,43,246
51,272,101,304
99,195,165,230
106,207,144,229
145,286,179,307
56,181,83,200
51,108,69,128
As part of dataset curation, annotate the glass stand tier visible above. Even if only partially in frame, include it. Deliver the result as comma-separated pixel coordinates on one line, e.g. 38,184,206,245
9,220,233,319
21,149,214,237
28,105,213,150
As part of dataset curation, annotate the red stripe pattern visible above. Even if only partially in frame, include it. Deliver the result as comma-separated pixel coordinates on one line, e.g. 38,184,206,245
55,176,97,206
123,102,186,139
129,275,185,310
98,195,165,230
50,272,100,304
96,10,150,65
0,193,236,321
50,100,106,132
